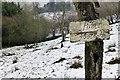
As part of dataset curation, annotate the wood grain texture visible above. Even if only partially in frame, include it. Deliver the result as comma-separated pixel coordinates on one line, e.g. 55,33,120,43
69,18,110,42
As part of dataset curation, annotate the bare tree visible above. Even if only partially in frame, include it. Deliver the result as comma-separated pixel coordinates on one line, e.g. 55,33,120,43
98,2,118,17
118,1,120,16
32,2,41,14
61,2,66,48
52,3,57,37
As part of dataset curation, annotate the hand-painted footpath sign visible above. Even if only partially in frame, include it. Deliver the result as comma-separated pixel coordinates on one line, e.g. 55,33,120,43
69,18,110,42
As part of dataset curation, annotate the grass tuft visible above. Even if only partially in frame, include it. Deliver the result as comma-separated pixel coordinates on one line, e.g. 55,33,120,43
70,62,83,69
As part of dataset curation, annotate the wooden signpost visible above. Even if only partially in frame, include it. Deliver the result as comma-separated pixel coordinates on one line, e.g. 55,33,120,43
70,1,110,80
69,18,110,80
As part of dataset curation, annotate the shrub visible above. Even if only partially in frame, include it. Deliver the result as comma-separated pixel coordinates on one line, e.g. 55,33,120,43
2,4,51,47
2,2,22,17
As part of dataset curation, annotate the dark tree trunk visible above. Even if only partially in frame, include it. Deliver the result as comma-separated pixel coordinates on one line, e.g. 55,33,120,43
84,2,103,80
84,3,103,78
85,40,103,80
61,2,66,42
110,16,114,24
52,29,55,37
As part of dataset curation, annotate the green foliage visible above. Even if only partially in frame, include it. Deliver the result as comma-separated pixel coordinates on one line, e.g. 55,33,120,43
2,2,22,17
2,5,51,47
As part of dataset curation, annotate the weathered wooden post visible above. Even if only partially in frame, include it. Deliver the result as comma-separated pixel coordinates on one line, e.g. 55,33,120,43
70,1,110,80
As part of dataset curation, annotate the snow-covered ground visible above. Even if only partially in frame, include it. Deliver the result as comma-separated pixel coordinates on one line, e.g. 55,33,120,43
0,23,120,79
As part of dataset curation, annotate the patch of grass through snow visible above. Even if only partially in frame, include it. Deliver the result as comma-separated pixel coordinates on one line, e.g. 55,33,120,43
107,57,120,64
105,43,116,53
70,62,83,69
72,56,83,60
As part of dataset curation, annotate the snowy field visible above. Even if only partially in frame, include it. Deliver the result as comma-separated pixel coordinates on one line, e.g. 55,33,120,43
0,23,120,79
